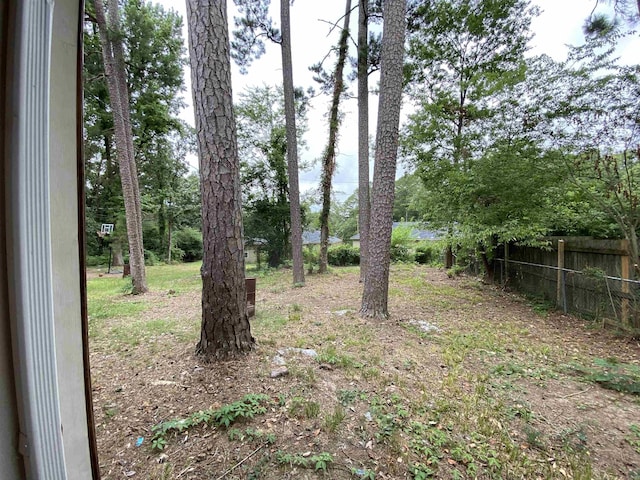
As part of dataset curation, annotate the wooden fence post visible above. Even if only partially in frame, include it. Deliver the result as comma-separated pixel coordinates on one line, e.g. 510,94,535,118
621,254,630,327
557,240,565,309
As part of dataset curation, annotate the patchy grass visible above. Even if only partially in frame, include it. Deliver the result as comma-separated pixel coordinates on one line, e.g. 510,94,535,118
89,263,640,479
566,357,640,394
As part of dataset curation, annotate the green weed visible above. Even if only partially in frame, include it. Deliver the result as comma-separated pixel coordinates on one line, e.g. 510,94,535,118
151,393,271,451
276,451,334,472
288,397,320,419
317,346,362,369
626,424,640,454
567,358,640,394
323,405,346,433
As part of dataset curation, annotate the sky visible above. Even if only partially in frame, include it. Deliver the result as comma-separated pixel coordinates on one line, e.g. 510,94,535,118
154,0,640,203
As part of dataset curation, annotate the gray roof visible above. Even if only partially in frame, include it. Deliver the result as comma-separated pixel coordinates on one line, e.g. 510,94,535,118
302,230,341,245
351,223,443,241
244,238,268,246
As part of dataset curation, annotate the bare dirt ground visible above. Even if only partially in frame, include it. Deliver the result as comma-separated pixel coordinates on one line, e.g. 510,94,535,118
89,264,640,479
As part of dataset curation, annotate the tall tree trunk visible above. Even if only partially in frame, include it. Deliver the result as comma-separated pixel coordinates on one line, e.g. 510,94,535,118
94,0,148,294
358,0,370,282
319,0,352,274
361,0,406,319
280,0,305,285
186,0,254,359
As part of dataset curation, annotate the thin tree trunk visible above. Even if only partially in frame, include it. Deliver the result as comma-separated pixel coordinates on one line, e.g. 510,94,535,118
361,0,406,319
280,0,305,285
445,244,454,269
358,0,370,282
94,0,148,294
480,244,493,282
107,0,144,243
186,0,254,359
167,215,173,264
319,0,352,274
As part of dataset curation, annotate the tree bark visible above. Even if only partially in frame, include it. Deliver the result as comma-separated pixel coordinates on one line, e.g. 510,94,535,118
280,0,305,285
445,245,454,269
94,0,148,294
186,0,254,359
319,0,352,274
358,0,370,282
361,0,406,319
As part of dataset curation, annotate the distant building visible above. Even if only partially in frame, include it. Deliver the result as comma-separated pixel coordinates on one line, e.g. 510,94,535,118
302,230,342,246
350,222,443,248
244,238,267,264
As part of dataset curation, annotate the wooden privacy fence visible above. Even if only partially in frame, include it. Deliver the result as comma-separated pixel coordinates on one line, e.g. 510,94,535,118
496,237,639,331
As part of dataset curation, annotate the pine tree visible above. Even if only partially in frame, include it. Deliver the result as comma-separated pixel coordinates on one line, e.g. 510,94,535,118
361,0,406,319
186,0,254,359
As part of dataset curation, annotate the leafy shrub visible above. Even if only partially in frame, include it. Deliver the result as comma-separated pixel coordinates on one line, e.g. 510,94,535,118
169,245,185,263
414,242,442,265
391,225,413,247
446,264,466,278
173,227,203,262
390,225,415,263
327,244,360,266
144,249,161,266
303,245,319,273
142,223,162,256
390,244,413,263
303,245,319,264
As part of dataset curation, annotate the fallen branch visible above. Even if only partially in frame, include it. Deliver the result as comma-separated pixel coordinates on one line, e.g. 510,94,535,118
176,464,194,478
560,387,592,399
215,443,266,480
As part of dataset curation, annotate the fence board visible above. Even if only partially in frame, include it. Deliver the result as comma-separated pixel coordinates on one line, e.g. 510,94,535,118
499,237,639,331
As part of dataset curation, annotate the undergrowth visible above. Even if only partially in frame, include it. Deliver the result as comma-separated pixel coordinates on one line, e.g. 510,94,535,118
567,358,640,394
150,393,271,451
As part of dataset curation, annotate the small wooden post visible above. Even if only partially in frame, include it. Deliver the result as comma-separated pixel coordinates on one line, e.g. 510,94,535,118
246,277,257,318
621,255,630,327
557,240,565,308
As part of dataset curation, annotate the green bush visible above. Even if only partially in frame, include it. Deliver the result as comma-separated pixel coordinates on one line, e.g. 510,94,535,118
414,242,442,265
390,225,415,263
86,254,109,267
390,244,413,263
170,245,185,263
390,225,413,247
173,227,203,262
142,223,162,256
303,245,319,264
303,245,319,273
144,249,161,266
327,244,360,266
